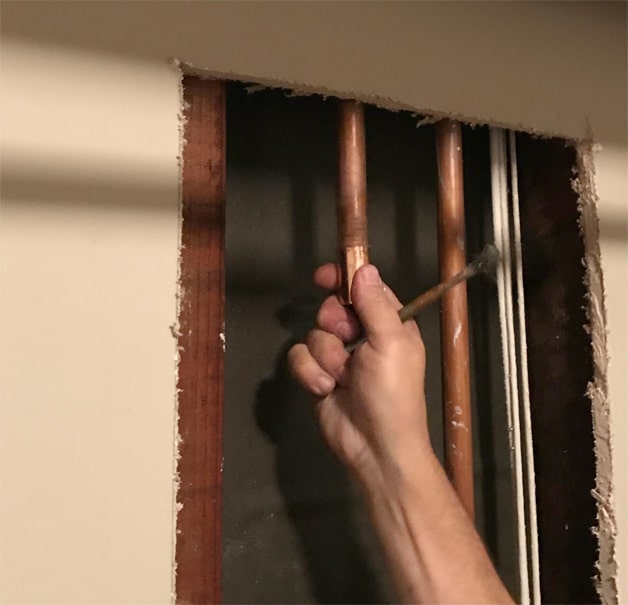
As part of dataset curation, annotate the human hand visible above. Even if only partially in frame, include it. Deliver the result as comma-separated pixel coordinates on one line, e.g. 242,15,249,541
290,265,514,604
288,263,433,481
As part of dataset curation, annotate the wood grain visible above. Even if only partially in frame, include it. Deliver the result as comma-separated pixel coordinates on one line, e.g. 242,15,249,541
175,76,226,604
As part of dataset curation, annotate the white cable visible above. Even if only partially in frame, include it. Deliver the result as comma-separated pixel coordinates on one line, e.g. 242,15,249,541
490,127,530,605
490,130,513,435
500,131,530,605
508,131,541,605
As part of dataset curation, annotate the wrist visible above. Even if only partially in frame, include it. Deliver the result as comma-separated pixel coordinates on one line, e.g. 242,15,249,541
352,437,441,501
351,442,449,604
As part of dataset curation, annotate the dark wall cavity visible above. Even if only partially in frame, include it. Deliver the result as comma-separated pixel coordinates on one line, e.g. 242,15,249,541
518,135,598,604
223,81,517,603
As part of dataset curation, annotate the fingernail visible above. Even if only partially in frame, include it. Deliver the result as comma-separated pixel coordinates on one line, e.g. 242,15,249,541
316,375,335,395
361,265,381,285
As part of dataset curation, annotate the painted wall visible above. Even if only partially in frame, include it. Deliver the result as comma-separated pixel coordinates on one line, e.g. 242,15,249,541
1,2,626,603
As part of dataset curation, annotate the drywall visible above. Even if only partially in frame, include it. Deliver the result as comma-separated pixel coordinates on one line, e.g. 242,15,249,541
1,2,626,603
1,37,181,605
587,140,628,603
1,2,625,143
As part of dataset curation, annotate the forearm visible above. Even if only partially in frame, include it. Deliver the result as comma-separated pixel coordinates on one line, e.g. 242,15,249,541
290,264,511,602
355,443,514,604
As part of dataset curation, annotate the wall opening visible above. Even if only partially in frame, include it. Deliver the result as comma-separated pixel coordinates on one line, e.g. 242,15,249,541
176,76,598,604
222,81,517,603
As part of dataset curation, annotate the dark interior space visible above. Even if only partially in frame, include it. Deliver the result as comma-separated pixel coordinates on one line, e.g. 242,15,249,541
222,81,518,604
221,82,597,604
518,135,598,604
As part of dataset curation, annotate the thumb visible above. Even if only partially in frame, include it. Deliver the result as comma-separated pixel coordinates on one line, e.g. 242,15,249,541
351,265,403,345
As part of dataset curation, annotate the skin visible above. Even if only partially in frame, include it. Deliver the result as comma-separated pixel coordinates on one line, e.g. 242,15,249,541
288,263,514,604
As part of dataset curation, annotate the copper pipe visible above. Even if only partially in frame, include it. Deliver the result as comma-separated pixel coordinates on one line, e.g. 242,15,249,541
435,119,475,519
345,245,499,354
338,100,368,304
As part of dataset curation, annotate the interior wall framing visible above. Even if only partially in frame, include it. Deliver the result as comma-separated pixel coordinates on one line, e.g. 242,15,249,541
2,4,624,604
174,76,601,604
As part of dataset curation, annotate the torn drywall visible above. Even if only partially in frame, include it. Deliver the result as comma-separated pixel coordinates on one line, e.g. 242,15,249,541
574,142,618,605
177,61,587,143
170,64,187,605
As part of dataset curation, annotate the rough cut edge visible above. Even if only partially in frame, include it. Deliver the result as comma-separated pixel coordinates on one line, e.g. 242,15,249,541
573,141,618,605
169,57,619,603
169,57,185,605
175,60,579,141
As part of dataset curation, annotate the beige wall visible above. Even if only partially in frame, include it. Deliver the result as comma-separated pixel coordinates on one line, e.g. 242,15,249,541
1,2,626,603
1,39,181,605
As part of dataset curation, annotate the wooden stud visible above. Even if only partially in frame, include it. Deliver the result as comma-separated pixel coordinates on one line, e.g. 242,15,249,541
175,76,226,604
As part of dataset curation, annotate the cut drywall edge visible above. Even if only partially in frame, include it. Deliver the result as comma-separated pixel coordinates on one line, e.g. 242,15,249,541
573,141,618,605
170,62,186,605
175,59,587,142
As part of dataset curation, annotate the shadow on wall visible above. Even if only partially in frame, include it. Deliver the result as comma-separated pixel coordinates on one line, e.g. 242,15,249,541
223,83,394,604
250,86,390,602
255,307,386,604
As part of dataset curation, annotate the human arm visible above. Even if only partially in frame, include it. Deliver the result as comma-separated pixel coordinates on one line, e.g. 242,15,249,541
287,263,514,604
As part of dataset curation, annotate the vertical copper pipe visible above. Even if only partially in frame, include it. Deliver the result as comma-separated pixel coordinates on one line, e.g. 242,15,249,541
338,100,368,304
435,119,475,519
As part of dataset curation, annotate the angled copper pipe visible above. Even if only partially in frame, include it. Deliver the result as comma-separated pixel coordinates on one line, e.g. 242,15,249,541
435,119,475,519
338,100,369,304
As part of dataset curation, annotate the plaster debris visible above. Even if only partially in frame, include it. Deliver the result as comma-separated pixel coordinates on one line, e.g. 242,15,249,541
170,67,187,605
245,84,267,94
450,420,468,432
219,330,226,352
169,321,182,339
416,115,439,127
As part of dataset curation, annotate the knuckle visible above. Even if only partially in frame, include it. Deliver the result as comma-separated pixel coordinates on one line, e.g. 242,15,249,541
382,333,408,357
315,300,327,324
306,331,328,363
286,344,321,393
286,344,306,375
306,329,347,380
381,330,424,363
305,329,322,352
316,296,336,320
